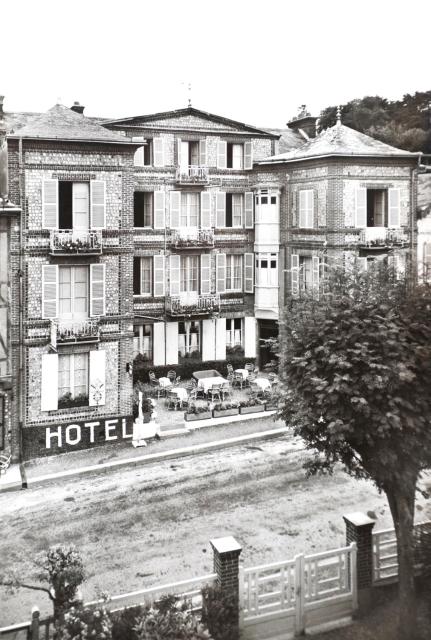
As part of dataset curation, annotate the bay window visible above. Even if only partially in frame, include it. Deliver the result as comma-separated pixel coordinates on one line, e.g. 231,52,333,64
255,254,278,286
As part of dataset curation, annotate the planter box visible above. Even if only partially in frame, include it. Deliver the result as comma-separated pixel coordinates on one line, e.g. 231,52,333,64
184,411,212,422
265,403,278,412
213,408,239,418
240,404,265,415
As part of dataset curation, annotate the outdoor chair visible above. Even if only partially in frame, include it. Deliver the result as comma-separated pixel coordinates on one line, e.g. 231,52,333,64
221,382,232,401
0,453,11,475
173,376,181,387
232,372,244,390
245,363,254,374
227,363,234,375
149,372,164,399
187,388,199,404
247,372,257,385
166,390,182,411
167,370,177,383
208,384,222,402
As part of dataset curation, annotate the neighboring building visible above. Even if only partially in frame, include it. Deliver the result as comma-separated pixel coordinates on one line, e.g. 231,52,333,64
417,172,431,282
0,101,420,461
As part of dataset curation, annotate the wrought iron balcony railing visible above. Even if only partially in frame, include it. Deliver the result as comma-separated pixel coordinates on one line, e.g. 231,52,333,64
175,165,209,184
170,227,214,249
51,319,100,347
166,293,220,316
358,227,409,247
50,230,102,255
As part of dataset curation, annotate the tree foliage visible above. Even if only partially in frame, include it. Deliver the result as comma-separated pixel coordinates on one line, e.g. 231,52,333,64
319,92,431,152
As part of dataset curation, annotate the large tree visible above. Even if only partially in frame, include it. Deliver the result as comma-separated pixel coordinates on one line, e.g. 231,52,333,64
278,264,431,640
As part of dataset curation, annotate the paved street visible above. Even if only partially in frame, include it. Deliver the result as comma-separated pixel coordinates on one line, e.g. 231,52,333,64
1,436,428,626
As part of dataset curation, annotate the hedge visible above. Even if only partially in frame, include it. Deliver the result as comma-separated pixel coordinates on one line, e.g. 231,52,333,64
133,355,256,384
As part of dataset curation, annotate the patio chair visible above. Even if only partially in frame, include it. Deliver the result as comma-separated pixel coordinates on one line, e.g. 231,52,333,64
227,363,234,375
166,390,181,411
221,382,232,401
247,372,257,385
167,370,177,383
173,376,181,387
187,388,199,404
149,371,164,399
232,372,244,390
208,384,222,402
245,363,254,374
0,453,11,475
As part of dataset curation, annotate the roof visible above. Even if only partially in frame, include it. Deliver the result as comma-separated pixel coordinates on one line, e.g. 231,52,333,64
265,127,305,153
8,104,137,145
103,106,279,138
259,122,420,164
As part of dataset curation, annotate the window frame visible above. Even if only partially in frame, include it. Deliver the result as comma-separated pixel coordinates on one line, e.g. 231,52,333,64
58,352,89,407
225,254,243,292
134,192,154,228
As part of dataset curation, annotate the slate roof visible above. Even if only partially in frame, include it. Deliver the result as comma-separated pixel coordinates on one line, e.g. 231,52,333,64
265,128,305,153
8,104,135,145
259,122,420,163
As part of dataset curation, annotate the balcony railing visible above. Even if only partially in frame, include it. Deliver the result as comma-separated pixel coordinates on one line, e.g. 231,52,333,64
52,319,100,347
170,227,214,249
50,230,102,255
359,227,409,248
175,165,209,184
166,293,220,316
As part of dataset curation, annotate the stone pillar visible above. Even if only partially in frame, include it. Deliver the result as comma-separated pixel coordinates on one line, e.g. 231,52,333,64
210,536,242,637
343,511,376,614
31,606,40,640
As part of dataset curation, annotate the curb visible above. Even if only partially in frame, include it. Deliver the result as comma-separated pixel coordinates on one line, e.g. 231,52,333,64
22,427,293,488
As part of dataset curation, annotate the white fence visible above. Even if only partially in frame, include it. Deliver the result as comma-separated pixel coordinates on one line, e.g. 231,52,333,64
240,543,357,640
373,519,431,584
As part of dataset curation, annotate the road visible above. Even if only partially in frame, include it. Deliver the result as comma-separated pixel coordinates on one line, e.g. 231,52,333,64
1,436,427,626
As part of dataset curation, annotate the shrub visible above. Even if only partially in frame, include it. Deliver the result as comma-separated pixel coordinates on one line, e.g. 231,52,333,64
201,584,238,640
61,606,113,640
133,596,212,640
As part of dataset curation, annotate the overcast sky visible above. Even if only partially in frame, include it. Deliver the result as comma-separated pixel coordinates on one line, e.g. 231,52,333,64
2,0,430,127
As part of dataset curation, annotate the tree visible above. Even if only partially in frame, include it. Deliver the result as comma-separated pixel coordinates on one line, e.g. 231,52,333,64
278,263,431,640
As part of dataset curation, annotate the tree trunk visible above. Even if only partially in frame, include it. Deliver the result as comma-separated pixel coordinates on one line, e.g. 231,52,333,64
385,479,418,640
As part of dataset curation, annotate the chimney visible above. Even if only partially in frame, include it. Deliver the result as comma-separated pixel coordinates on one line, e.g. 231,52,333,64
287,105,318,139
70,101,85,115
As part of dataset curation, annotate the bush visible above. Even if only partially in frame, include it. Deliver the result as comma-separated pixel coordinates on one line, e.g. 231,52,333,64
201,584,238,640
134,356,256,384
61,606,113,640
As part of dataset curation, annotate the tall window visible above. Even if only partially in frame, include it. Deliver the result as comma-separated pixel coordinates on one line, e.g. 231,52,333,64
255,254,278,286
133,257,152,296
59,266,89,319
227,143,243,169
367,189,387,227
134,192,153,227
58,182,90,230
180,193,200,227
180,141,199,166
133,324,153,361
299,256,313,291
178,321,200,358
226,318,242,349
226,255,242,291
180,256,199,293
58,353,89,407
134,143,152,167
226,194,243,227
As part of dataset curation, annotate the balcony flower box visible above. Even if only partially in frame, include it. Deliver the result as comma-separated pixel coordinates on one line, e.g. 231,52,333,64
185,411,212,422
240,404,266,415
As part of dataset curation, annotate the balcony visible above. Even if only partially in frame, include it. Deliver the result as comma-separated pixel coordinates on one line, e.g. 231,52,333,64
50,230,102,255
175,165,209,185
51,319,100,348
170,227,214,249
166,293,220,317
358,227,409,248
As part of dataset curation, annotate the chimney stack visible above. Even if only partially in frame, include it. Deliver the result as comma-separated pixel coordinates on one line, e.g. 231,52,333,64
287,105,318,139
70,101,85,115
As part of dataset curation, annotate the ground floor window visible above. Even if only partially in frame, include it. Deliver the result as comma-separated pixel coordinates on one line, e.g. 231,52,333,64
178,320,201,359
299,256,313,291
133,324,153,362
226,318,243,353
58,353,89,408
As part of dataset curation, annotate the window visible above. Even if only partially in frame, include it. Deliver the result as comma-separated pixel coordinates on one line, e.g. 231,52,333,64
226,194,243,227
367,189,387,227
180,141,199,167
180,193,200,227
255,254,278,286
226,255,242,291
133,257,152,296
180,256,199,293
59,266,89,319
58,182,89,230
299,190,314,228
134,192,153,227
178,321,200,358
226,318,242,349
227,143,243,169
134,143,152,167
299,256,313,291
58,353,89,408
133,324,153,361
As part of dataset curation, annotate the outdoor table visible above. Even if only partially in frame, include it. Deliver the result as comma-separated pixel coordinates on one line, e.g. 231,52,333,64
235,368,249,380
255,377,271,391
193,369,221,380
170,387,188,403
159,377,172,388
198,376,227,394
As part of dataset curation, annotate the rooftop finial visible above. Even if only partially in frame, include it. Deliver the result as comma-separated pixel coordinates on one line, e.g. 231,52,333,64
336,105,342,126
188,82,192,108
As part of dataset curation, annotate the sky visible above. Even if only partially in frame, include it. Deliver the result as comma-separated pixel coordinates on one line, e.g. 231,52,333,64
2,0,431,128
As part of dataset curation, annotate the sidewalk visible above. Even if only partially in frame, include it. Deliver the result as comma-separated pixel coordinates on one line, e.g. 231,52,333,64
17,415,299,489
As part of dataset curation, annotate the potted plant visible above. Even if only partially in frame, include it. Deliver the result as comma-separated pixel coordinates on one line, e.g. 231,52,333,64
184,402,212,422
239,398,265,415
213,401,239,419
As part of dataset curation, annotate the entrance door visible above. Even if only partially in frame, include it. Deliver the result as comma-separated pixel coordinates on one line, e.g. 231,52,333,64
259,320,278,368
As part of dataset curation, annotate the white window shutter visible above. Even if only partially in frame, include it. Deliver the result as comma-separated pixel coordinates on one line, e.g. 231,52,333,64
244,141,253,170
169,254,181,295
291,254,299,297
299,191,307,228
217,141,227,169
199,139,207,166
169,191,181,229
216,253,226,293
90,263,106,316
216,192,226,227
312,256,320,298
153,137,165,167
154,191,166,229
89,350,106,407
200,254,211,294
244,317,257,358
42,179,58,229
244,192,254,228
215,318,226,361
355,188,367,227
153,322,166,366
153,255,165,297
41,353,58,411
177,138,182,167
200,192,211,229
42,265,58,319
90,180,106,229
307,190,314,228
202,319,216,361
134,147,145,167
388,188,401,227
165,322,179,365
244,253,254,293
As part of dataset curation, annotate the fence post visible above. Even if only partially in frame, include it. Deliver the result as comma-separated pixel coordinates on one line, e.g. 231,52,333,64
210,536,242,638
294,554,305,636
30,606,40,640
343,512,375,615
